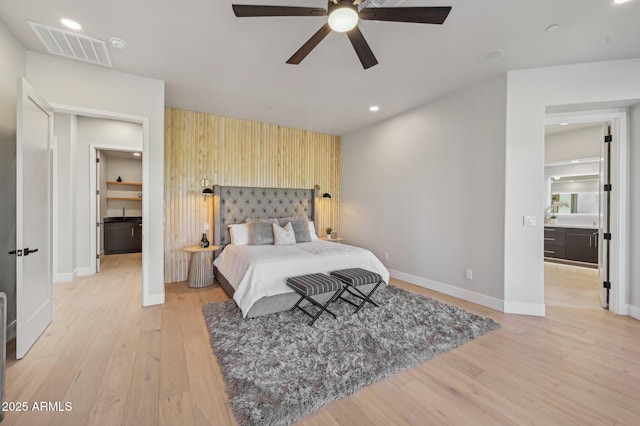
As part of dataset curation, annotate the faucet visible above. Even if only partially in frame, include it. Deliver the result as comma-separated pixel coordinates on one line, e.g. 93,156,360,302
122,207,125,219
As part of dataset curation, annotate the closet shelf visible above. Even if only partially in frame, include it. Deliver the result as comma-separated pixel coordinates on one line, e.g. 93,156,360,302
107,197,142,201
107,181,142,186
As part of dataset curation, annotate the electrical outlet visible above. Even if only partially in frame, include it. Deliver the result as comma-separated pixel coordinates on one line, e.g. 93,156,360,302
384,252,389,261
523,216,536,227
465,269,473,280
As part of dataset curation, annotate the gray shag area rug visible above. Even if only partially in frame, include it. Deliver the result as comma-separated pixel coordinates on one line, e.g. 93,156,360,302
203,285,499,426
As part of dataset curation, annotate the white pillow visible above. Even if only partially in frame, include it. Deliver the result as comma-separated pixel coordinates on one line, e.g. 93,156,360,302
309,221,319,241
273,222,296,246
228,223,250,246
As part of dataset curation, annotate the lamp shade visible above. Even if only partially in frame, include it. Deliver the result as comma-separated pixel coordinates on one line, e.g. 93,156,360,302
322,193,331,199
202,188,214,194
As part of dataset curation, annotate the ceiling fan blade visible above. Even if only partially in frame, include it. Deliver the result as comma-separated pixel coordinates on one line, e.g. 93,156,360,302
287,23,332,65
232,5,327,18
359,6,452,24
346,26,378,70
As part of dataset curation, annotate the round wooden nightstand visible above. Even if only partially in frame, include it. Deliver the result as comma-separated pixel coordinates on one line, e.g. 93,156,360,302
182,245,220,288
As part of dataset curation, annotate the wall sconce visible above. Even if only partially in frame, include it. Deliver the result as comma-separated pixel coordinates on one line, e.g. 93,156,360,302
200,177,213,200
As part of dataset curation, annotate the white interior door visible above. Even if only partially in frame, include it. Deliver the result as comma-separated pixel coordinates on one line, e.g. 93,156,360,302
15,78,53,359
96,150,101,273
598,123,611,309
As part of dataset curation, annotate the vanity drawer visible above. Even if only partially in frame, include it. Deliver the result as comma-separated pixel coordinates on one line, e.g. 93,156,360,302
544,246,566,259
544,227,566,247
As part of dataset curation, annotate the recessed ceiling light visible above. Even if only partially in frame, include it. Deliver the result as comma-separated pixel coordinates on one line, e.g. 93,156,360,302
614,0,631,4
477,49,504,63
110,37,128,49
571,160,580,163
545,24,560,32
552,176,559,180
133,152,141,157
60,18,81,30
369,105,379,112
560,122,569,126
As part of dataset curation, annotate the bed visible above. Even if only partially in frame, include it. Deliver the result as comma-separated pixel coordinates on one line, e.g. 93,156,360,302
211,185,389,318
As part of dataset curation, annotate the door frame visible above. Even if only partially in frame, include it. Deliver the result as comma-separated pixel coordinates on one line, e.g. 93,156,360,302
50,103,153,306
90,145,142,270
545,109,629,315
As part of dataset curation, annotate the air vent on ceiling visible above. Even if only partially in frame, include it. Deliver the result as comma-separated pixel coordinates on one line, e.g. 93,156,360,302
28,20,112,67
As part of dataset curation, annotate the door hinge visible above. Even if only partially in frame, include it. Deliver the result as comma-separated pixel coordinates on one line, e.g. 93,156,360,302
96,158,100,163
96,189,100,195
604,135,612,143
97,221,100,228
604,184,612,192
603,281,611,289
603,233,612,240
96,254,100,259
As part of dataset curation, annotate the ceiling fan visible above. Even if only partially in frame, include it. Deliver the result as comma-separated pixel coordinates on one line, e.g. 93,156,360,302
232,1,452,69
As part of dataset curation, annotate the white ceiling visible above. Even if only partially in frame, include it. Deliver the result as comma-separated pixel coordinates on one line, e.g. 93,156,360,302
2,0,640,135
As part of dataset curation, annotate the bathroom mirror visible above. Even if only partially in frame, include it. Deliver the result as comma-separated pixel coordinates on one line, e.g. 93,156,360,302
550,174,599,215
550,192,599,214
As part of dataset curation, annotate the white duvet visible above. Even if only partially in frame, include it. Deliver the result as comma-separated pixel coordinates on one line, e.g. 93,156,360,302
213,241,389,317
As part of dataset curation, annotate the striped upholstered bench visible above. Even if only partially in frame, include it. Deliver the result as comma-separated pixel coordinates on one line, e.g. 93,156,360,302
287,273,344,326
330,268,384,314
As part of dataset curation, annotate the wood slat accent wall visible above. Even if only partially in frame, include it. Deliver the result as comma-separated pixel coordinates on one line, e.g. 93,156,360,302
164,108,341,283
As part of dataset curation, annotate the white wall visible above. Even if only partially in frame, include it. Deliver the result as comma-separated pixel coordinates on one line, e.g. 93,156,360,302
505,58,640,316
53,114,75,281
545,125,601,163
26,52,165,306
0,21,25,339
630,104,640,314
342,76,507,310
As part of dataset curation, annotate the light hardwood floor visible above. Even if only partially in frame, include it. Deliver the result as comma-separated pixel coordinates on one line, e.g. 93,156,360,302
544,261,602,310
5,254,640,425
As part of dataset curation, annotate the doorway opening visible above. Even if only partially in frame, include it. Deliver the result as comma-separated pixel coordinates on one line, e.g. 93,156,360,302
96,148,143,274
543,108,630,315
543,121,605,310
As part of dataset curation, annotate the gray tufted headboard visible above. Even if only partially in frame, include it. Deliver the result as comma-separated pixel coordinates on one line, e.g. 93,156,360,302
213,185,318,248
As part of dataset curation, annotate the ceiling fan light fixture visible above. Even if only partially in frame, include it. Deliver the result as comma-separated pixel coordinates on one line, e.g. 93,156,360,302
328,5,359,33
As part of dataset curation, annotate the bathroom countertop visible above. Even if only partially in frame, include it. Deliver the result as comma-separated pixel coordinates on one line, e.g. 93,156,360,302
543,223,598,230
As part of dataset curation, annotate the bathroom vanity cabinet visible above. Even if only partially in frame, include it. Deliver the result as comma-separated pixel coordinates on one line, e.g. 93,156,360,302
544,226,598,265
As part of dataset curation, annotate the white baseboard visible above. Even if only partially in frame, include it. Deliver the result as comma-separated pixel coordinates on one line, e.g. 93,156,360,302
7,319,16,342
143,293,165,307
504,301,546,317
54,272,74,283
627,304,640,321
54,266,94,283
388,269,505,312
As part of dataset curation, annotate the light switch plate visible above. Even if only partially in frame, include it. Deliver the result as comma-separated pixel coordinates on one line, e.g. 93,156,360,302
524,216,536,227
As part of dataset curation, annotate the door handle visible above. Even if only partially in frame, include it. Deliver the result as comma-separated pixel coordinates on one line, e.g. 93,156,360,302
23,248,39,256
8,249,22,256
131,228,134,237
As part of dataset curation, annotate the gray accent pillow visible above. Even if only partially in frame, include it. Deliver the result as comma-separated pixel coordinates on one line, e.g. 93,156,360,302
281,218,311,243
249,222,275,245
